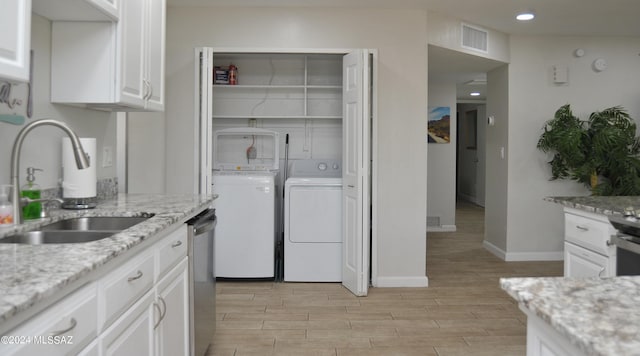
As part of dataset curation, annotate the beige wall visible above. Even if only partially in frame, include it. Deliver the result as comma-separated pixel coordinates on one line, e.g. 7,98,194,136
504,35,640,260
161,6,429,286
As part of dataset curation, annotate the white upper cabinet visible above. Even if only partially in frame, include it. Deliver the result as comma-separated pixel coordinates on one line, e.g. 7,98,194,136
117,0,165,111
0,0,31,83
50,0,166,111
33,0,119,21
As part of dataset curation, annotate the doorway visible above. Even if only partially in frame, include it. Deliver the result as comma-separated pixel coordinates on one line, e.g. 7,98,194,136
196,48,376,296
427,44,504,243
456,103,486,206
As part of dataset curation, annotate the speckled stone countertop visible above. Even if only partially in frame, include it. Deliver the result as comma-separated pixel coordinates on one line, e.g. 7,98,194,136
501,276,640,356
0,193,214,331
545,196,640,216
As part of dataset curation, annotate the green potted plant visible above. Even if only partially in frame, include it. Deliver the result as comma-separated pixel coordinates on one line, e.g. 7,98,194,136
537,104,640,195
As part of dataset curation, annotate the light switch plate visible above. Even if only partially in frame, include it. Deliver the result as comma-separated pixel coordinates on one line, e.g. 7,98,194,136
102,146,113,167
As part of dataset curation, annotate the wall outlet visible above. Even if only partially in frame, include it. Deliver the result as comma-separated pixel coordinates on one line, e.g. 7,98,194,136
102,146,113,167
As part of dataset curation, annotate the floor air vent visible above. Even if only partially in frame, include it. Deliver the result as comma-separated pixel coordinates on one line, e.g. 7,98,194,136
462,24,488,53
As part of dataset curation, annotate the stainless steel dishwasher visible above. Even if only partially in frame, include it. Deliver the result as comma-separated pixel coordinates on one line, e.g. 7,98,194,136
187,208,217,356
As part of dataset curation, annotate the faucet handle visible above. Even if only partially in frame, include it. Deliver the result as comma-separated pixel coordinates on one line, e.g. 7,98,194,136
40,198,64,218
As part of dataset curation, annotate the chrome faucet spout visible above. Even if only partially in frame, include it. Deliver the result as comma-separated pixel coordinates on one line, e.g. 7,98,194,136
10,119,90,224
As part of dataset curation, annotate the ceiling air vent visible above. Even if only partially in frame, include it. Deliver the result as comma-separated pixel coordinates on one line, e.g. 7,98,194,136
462,23,488,53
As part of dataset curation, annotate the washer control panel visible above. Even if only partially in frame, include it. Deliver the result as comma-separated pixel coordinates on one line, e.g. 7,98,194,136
289,159,342,178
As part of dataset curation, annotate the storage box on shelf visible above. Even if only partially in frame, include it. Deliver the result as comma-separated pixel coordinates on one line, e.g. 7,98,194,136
563,207,616,277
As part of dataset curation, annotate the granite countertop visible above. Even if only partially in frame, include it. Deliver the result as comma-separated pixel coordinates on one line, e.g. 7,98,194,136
501,276,640,356
0,193,214,330
545,196,640,216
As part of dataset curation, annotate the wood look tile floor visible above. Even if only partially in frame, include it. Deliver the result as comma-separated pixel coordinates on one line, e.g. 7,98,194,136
206,201,562,356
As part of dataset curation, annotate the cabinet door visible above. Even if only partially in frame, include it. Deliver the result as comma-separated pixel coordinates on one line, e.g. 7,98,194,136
118,0,147,108
145,0,166,111
156,260,189,356
564,242,610,278
102,290,155,356
0,0,31,83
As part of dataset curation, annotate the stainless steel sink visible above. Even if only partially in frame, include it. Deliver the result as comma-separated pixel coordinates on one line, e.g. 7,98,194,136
0,231,116,244
0,215,154,244
40,216,153,231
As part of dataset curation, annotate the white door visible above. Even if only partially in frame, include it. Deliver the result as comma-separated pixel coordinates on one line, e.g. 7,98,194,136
342,50,371,296
196,47,214,195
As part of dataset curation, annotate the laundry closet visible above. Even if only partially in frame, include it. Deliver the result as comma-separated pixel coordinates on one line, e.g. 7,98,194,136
197,48,372,295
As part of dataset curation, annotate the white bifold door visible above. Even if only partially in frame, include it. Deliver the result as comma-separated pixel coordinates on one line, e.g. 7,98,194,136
342,50,371,297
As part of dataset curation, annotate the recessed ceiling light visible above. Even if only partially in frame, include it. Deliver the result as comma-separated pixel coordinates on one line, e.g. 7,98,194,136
516,12,535,21
470,92,481,96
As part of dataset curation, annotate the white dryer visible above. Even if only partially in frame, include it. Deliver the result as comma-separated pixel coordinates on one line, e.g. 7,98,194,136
284,160,342,282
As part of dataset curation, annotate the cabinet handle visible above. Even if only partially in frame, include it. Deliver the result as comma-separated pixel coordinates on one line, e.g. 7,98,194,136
576,225,589,231
171,241,182,248
49,318,77,337
159,296,167,321
347,185,355,188
153,302,162,330
127,270,143,282
153,297,167,330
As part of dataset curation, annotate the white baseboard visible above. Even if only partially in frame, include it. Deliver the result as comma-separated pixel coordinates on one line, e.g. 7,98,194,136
427,225,457,232
505,251,564,262
374,276,429,288
483,240,564,262
483,240,506,260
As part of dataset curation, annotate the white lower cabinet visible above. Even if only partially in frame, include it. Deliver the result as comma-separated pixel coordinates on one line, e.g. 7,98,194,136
0,224,190,356
78,339,100,356
102,290,155,356
155,260,189,356
100,225,189,355
523,307,585,356
0,283,98,356
564,241,611,277
563,208,616,277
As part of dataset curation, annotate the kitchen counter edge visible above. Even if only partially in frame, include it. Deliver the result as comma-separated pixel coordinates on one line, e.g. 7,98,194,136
501,276,640,356
544,195,640,216
0,193,216,333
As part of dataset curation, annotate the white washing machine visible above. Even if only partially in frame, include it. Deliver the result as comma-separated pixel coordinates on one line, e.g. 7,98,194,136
284,159,342,282
212,128,279,278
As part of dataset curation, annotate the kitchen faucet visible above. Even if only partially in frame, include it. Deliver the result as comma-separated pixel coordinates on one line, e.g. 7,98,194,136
10,119,90,224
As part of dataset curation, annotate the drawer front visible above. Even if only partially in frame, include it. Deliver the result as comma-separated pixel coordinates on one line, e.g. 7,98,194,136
0,283,98,356
101,250,155,330
157,225,188,279
564,213,614,256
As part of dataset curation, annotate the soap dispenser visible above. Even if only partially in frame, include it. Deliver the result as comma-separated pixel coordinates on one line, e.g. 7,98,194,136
0,185,14,225
21,167,43,220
